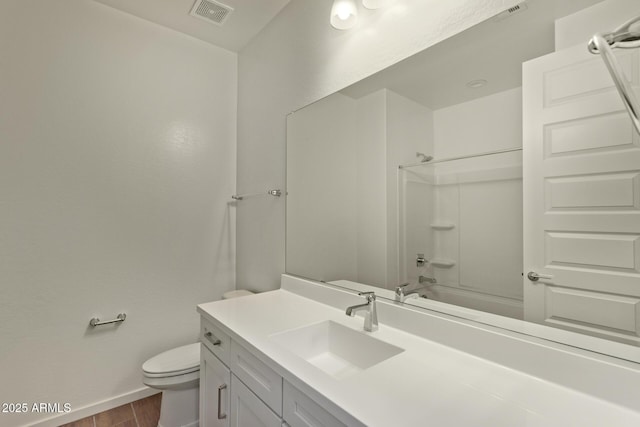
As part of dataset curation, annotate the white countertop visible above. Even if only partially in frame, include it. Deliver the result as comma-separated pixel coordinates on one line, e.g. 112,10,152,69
198,286,640,427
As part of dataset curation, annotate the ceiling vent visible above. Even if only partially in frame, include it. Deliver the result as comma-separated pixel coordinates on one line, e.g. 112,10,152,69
494,2,528,21
190,0,234,26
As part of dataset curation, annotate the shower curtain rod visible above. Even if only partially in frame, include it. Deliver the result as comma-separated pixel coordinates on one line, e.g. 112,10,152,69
398,147,522,169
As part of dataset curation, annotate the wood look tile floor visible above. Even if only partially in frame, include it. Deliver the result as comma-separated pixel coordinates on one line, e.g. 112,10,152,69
58,394,161,427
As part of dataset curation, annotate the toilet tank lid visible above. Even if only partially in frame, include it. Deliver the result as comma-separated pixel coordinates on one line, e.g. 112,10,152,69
143,343,200,375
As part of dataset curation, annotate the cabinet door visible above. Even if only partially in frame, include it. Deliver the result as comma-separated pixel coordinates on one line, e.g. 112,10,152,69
523,43,640,345
283,381,347,427
230,374,281,427
200,345,231,427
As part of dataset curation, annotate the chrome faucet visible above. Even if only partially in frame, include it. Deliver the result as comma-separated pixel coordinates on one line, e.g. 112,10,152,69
345,291,378,332
395,283,430,303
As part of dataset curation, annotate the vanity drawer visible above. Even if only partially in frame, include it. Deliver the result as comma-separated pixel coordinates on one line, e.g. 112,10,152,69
230,340,283,416
201,318,231,366
283,381,347,427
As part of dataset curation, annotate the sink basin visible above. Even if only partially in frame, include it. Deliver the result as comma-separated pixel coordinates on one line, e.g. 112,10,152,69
269,320,404,380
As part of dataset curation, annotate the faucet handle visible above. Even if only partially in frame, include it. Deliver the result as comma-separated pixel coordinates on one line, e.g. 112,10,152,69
395,283,409,296
396,283,410,288
358,291,376,301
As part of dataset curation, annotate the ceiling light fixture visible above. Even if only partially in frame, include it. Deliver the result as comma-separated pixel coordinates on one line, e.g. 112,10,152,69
330,0,358,30
466,79,488,89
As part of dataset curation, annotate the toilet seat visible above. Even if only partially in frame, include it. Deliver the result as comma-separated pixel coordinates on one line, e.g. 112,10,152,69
143,343,200,378
143,366,198,378
141,343,201,425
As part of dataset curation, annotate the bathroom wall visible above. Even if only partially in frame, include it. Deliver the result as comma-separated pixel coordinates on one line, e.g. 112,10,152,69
355,89,434,288
287,88,432,288
237,0,522,292
385,91,435,287
555,0,640,51
286,93,358,282
0,1,237,425
427,88,523,316
433,88,522,158
355,91,388,287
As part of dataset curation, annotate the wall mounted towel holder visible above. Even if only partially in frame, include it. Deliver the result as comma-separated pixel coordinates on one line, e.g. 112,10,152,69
89,313,126,327
232,189,282,201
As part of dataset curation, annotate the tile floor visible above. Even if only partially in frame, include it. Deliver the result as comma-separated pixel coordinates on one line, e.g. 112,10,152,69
58,393,161,427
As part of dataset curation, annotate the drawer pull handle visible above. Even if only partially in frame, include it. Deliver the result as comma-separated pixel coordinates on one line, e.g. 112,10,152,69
205,331,222,346
217,384,227,420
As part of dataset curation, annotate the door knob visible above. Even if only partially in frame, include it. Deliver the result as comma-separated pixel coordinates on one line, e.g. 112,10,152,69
527,271,553,282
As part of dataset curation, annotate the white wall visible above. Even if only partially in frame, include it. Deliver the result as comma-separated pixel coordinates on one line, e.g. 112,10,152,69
424,88,523,316
355,91,388,287
555,0,640,50
434,87,523,159
0,1,237,425
386,91,434,287
286,93,358,282
237,0,522,292
286,88,431,288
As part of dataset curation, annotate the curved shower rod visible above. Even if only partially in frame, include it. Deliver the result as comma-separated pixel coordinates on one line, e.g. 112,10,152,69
588,15,640,134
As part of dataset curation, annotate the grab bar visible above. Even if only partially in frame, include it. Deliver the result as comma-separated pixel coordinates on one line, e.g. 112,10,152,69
89,313,126,327
588,16,640,134
231,189,281,201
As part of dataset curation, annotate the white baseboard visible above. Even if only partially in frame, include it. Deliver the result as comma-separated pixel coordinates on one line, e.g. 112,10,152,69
159,421,198,427
26,387,158,427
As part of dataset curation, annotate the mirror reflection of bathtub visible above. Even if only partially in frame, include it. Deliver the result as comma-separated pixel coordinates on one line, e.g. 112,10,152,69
286,0,640,364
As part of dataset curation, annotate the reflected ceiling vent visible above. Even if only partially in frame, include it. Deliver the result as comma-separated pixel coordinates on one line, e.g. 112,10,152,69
494,2,528,21
190,0,234,26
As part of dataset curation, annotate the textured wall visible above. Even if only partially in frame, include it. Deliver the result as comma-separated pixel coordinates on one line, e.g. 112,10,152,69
236,0,521,292
0,1,236,425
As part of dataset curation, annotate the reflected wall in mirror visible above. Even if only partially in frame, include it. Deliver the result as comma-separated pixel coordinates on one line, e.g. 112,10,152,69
397,149,524,319
287,0,640,357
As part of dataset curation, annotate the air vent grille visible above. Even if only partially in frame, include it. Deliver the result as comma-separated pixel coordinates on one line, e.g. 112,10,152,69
495,2,528,21
190,0,234,26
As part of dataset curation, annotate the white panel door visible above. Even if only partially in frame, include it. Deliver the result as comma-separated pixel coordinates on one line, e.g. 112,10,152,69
523,43,640,345
200,345,231,427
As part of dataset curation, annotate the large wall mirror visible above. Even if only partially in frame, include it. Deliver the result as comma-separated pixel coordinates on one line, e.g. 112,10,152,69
287,0,640,363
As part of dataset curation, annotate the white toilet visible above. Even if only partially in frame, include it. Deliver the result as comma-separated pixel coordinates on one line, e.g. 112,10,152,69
143,343,201,427
142,289,254,427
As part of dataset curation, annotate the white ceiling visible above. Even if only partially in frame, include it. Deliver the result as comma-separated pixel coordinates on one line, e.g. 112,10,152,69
94,0,290,52
341,0,604,110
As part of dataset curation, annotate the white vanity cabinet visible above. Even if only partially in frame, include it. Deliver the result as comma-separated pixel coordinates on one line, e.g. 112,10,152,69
200,345,231,427
199,315,350,427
